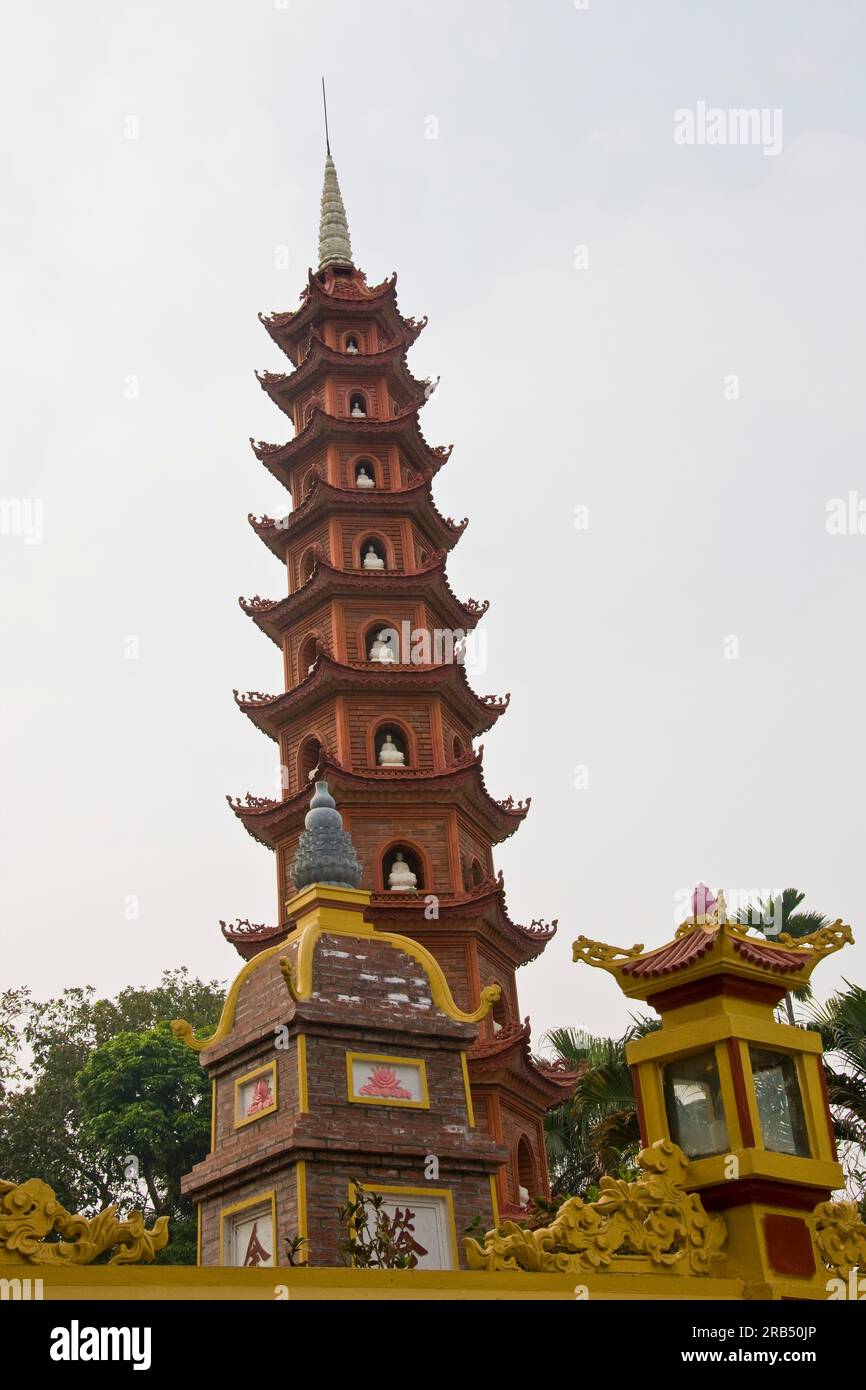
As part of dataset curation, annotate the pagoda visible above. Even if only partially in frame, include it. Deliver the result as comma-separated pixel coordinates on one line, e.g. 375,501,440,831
224,147,573,1211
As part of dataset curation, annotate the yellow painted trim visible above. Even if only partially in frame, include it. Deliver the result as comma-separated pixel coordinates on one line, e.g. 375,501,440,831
347,1182,459,1270
218,1190,277,1267
172,886,498,1054
234,1061,278,1129
210,1078,217,1151
460,1052,475,1127
297,1161,308,1246
488,1175,500,1229
346,1051,429,1109
283,909,499,1025
15,1262,750,1301
172,940,285,1052
802,1053,835,1162
627,1013,823,1065
685,1149,841,1191
298,1034,309,1113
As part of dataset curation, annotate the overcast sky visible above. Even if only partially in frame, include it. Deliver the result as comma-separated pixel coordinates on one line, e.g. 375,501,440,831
2,0,864,1042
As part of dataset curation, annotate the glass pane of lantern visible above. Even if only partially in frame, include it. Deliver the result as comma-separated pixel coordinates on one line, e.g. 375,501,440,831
748,1047,811,1157
662,1049,729,1159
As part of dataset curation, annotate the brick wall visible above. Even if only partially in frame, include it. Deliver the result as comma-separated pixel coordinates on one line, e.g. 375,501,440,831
336,445,391,489
344,694,435,770
185,921,505,1268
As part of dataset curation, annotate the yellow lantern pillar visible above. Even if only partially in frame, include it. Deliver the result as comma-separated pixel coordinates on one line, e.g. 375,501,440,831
573,915,857,1298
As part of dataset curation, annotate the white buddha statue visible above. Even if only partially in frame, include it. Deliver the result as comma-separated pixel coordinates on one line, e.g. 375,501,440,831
388,851,417,892
355,466,375,489
369,630,396,664
378,733,405,767
345,337,359,355
363,544,385,571
518,1185,530,1208
350,399,366,418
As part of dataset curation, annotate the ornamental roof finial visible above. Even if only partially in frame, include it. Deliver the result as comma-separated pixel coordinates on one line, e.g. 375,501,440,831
318,78,353,269
290,781,363,891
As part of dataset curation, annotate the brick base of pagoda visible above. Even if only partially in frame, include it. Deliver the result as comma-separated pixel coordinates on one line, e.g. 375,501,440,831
182,885,505,1269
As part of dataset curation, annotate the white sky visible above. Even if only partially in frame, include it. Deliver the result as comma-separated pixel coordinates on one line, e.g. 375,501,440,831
2,0,864,1042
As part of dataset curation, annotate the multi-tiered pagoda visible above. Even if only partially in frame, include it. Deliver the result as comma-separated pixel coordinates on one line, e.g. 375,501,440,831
223,150,572,1211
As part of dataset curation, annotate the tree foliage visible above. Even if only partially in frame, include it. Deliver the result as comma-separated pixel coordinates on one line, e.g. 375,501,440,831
543,1020,658,1198
808,980,866,1213
734,886,828,1023
0,968,224,1263
338,1181,428,1269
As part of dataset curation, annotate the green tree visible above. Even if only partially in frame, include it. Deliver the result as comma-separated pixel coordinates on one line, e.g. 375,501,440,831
734,887,828,1025
0,988,28,1096
0,968,224,1261
543,1021,657,1199
808,980,866,1213
76,1024,212,1264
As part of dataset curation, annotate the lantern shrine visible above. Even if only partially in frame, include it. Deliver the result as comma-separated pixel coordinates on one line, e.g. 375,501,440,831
466,903,865,1299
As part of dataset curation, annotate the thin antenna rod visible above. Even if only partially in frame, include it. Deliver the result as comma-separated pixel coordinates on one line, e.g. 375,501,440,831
321,76,331,156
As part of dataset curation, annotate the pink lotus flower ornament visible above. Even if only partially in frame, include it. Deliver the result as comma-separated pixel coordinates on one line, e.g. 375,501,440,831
692,883,717,920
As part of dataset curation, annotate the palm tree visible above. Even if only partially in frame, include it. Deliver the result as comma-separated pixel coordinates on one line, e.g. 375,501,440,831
808,981,866,1213
543,1020,657,1199
734,887,829,1025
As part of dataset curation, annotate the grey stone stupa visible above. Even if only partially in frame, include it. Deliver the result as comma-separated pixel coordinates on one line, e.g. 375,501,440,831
289,781,363,891
318,154,352,270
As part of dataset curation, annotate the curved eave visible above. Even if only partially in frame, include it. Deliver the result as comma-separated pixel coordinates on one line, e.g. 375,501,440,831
227,754,529,851
233,652,509,740
370,882,556,966
259,269,426,360
219,919,287,961
220,889,553,967
248,478,467,560
468,1024,577,1107
238,556,489,645
256,335,427,417
250,404,452,490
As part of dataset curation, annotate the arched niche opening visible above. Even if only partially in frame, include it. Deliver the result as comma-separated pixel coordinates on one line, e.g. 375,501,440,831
360,536,387,572
348,391,367,418
516,1137,536,1207
297,735,324,786
299,548,317,585
344,333,360,354
491,990,509,1035
467,857,485,889
383,844,424,894
374,724,409,768
452,734,465,762
354,458,376,489
364,622,398,665
298,633,321,679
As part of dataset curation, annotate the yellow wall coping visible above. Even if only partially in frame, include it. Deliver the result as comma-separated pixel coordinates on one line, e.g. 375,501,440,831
20,1264,746,1302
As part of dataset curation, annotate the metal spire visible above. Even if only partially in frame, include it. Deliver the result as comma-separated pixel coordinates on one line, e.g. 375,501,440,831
317,78,353,269
322,76,331,156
